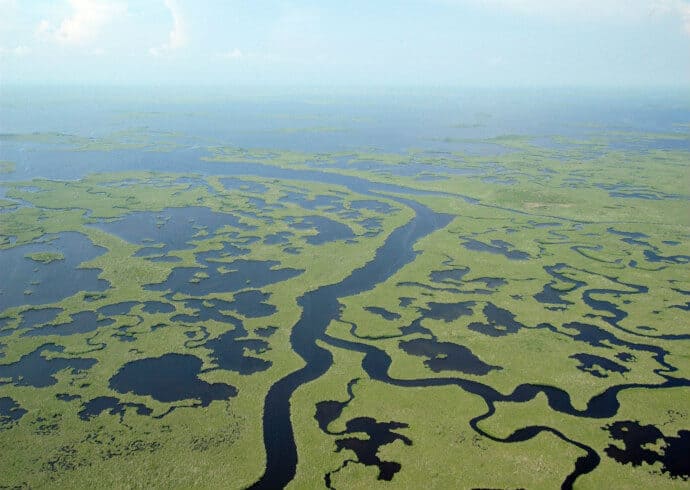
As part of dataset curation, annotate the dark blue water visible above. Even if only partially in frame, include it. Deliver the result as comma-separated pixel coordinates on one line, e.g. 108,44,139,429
90,206,255,256
109,353,237,406
251,197,454,489
0,232,109,314
2,86,688,152
0,344,97,388
1,87,688,185
1,87,688,489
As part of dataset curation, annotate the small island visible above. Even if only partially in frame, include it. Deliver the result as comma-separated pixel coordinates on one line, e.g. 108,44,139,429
24,251,66,264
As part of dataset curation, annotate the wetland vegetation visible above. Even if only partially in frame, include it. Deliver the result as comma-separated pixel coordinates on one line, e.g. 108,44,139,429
0,89,688,489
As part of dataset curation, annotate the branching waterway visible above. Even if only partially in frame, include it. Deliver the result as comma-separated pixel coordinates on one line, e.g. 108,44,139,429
225,163,689,489
250,194,453,488
2,146,688,489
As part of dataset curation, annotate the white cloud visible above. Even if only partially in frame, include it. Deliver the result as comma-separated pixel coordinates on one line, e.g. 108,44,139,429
0,45,31,57
220,48,244,60
654,0,690,34
149,0,188,56
35,19,53,40
48,0,126,45
166,0,187,49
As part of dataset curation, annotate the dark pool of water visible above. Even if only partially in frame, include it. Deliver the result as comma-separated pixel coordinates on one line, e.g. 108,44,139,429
399,338,501,375
607,228,650,246
255,326,278,338
328,417,412,484
670,301,690,312
560,322,672,368
281,191,345,213
0,232,109,314
247,197,284,213
469,277,507,289
171,298,237,324
429,267,470,284
145,259,303,296
314,378,358,434
350,199,396,214
0,396,27,426
148,255,183,263
203,328,272,375
225,290,276,318
219,178,268,194
0,344,97,387
398,297,415,307
460,238,530,260
418,301,475,323
466,303,525,337
482,176,517,185
358,216,383,234
531,221,562,228
109,353,237,406
177,309,274,375
364,306,400,321
288,215,355,245
203,238,255,260
534,284,574,305
263,231,293,245
644,249,690,265
569,353,630,378
141,301,175,314
604,421,690,480
56,393,81,401
18,307,63,330
98,301,138,317
534,263,586,305
91,206,255,256
22,311,114,337
615,352,636,362
78,396,153,421
597,183,686,201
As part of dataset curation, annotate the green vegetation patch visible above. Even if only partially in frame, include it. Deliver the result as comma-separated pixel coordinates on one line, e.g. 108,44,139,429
24,252,65,264
1,128,688,489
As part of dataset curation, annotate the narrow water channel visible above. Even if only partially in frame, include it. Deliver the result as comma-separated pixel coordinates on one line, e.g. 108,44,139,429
249,195,453,489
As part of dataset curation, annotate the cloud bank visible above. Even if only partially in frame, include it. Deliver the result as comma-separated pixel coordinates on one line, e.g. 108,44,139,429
149,0,188,56
41,0,126,45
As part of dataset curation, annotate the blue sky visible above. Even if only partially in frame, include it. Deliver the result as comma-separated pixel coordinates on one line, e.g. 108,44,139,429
1,0,689,86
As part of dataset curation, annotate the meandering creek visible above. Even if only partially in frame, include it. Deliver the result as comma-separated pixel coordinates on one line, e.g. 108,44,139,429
250,194,453,488
2,148,688,488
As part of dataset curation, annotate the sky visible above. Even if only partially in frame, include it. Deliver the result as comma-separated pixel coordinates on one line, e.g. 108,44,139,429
0,0,689,87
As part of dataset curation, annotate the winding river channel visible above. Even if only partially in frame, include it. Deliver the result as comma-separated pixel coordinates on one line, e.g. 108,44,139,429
212,161,690,489
250,195,453,489
3,145,689,489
